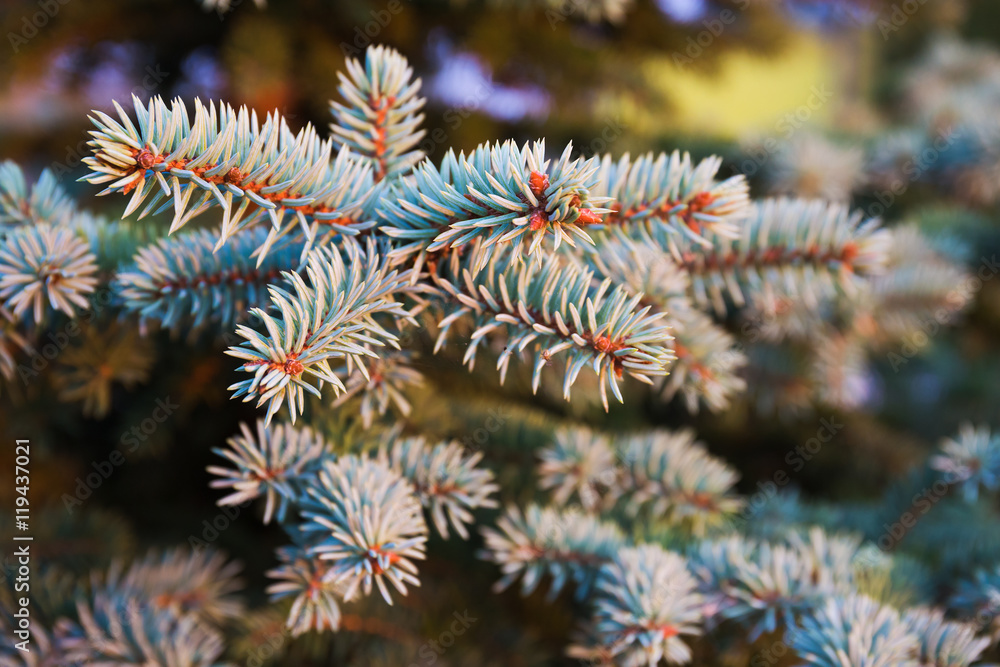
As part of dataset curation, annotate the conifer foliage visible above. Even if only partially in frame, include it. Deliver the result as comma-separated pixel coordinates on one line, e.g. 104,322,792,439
0,42,993,667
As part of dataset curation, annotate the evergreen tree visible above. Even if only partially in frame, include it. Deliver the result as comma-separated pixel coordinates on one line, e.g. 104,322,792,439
3,8,1000,665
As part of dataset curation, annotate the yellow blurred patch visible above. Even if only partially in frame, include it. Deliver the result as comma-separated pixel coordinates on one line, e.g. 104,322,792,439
602,34,838,140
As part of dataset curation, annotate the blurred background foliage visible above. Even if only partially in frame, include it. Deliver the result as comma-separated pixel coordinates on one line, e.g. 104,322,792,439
3,0,1000,664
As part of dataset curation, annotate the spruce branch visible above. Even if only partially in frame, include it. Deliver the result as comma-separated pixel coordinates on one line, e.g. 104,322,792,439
539,426,619,512
948,565,1000,642
382,436,499,539
428,244,673,410
901,607,989,667
82,95,374,260
539,426,743,533
298,455,427,605
582,237,747,412
539,427,743,534
208,419,331,524
55,550,242,667
331,348,424,428
761,131,865,202
786,594,919,667
856,225,972,345
225,240,413,425
667,198,892,314
480,504,625,600
584,545,704,666
266,545,345,636
330,45,426,182
0,616,68,667
664,308,747,413
54,322,155,418
616,429,744,534
26,39,999,661
692,529,859,639
582,236,691,309
99,548,244,626
0,161,77,229
63,592,228,667
116,227,306,331
0,223,99,325
804,329,870,410
72,212,166,273
379,140,610,272
595,151,750,249
930,423,1000,503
